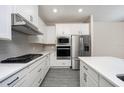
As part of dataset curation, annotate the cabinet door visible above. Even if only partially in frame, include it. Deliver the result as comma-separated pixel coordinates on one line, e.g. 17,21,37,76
0,5,12,40
50,52,56,66
56,24,71,36
38,16,46,34
99,76,114,87
20,63,43,87
79,24,89,35
28,17,46,44
45,26,56,44
14,5,38,27
86,74,98,87
80,69,87,87
80,61,98,87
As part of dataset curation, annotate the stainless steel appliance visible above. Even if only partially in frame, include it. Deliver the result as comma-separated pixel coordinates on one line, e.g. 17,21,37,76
57,46,71,59
12,13,43,35
71,35,91,69
1,54,43,63
57,37,70,45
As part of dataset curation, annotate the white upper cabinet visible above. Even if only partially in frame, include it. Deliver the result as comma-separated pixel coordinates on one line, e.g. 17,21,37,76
56,24,71,37
38,16,46,34
56,23,89,37
28,16,46,44
13,5,38,27
79,24,89,35
0,5,39,40
44,26,56,44
0,5,12,40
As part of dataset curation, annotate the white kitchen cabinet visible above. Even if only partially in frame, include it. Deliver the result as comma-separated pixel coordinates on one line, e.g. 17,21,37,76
80,68,86,87
56,23,89,37
44,26,56,44
99,76,114,87
0,5,12,40
20,56,50,87
0,67,28,87
56,60,71,67
0,54,50,87
80,61,115,87
56,24,71,36
42,55,50,77
26,63,43,87
80,61,98,87
13,5,38,27
28,17,46,44
38,16,46,34
87,74,98,87
79,24,89,35
0,5,39,40
50,51,56,66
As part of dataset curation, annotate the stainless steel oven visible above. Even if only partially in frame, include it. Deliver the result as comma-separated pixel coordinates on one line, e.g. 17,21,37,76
57,46,71,59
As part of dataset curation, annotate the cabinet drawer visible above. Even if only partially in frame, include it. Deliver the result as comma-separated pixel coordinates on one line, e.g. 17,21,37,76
80,68,86,87
57,60,71,66
28,56,47,72
87,75,98,87
0,68,28,87
80,61,99,83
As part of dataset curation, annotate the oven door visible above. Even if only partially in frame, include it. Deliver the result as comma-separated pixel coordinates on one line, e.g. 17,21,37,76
57,46,71,59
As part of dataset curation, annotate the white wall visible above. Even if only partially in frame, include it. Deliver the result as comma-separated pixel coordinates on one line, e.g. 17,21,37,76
0,31,43,61
93,22,124,58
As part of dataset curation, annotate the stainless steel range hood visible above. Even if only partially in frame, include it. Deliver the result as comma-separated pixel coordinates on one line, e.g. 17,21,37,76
12,13,43,35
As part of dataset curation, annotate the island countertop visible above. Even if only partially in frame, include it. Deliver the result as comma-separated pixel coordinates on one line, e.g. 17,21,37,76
79,57,124,87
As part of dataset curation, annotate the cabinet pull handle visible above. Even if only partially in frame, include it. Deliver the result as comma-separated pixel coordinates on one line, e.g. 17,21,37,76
30,16,33,22
7,77,19,86
83,73,87,82
83,66,88,70
85,74,87,82
38,78,42,84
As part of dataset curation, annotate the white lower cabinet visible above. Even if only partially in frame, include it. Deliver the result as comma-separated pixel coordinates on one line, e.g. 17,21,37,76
80,61,98,87
0,67,28,87
0,55,50,87
99,76,114,87
87,75,98,87
50,51,56,66
80,61,115,87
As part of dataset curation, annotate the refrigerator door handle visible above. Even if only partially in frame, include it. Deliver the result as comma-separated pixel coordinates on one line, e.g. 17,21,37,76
74,58,80,61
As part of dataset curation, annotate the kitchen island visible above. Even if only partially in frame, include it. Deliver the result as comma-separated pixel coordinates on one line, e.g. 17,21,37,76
79,57,124,87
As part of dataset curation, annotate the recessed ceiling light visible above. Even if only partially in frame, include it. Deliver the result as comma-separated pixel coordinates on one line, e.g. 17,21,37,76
78,8,83,13
53,8,58,13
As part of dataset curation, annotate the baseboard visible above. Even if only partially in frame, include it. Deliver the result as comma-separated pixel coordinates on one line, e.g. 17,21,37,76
50,66,71,69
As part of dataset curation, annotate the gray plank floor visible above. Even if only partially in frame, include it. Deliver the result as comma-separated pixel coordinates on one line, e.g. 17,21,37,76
40,68,80,87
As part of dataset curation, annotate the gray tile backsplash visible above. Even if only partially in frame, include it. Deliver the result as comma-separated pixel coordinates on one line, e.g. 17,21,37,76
0,31,43,61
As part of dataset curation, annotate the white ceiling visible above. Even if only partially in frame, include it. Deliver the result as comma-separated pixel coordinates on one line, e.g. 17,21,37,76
39,5,124,25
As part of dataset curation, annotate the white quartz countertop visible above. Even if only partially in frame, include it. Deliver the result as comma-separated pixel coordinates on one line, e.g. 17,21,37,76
79,57,124,87
0,51,51,83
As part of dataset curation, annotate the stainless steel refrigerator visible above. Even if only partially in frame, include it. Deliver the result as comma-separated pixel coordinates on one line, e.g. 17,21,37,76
71,35,91,70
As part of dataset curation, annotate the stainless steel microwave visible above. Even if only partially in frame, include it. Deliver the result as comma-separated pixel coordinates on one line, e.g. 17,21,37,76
57,37,70,45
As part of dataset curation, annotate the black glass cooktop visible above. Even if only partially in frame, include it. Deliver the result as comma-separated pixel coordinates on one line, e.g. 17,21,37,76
1,54,43,63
